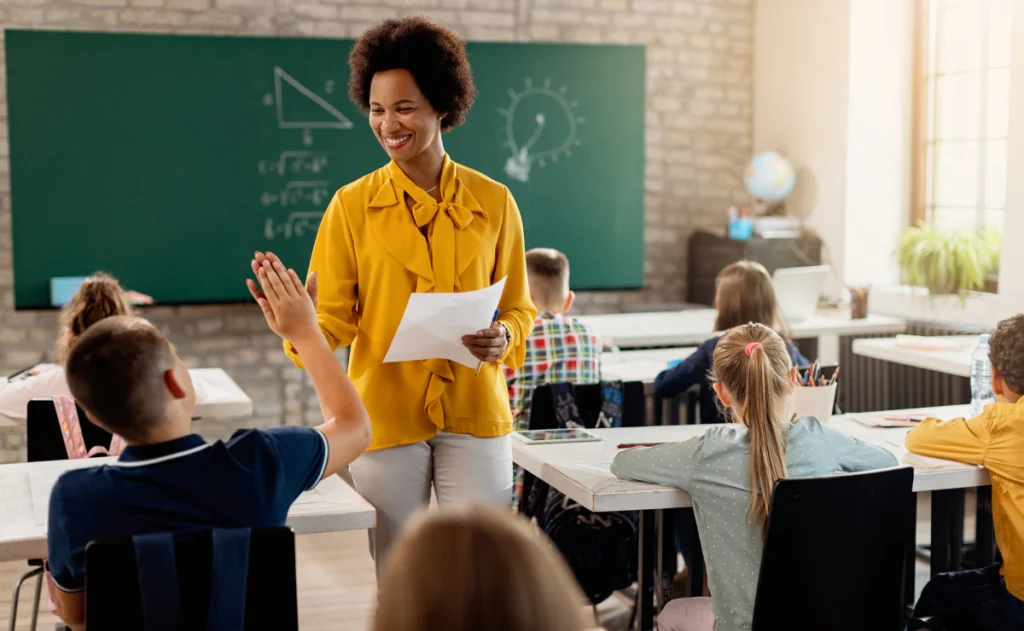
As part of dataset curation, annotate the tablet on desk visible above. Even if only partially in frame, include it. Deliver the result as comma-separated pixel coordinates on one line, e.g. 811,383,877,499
513,428,602,444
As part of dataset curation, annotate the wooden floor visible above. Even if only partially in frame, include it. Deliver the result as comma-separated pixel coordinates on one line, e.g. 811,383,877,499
0,491,970,630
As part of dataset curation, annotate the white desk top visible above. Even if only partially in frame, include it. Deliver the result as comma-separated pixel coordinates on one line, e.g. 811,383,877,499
601,347,696,385
512,404,987,513
852,336,977,378
192,368,254,419
0,457,375,562
577,309,906,349
0,367,252,428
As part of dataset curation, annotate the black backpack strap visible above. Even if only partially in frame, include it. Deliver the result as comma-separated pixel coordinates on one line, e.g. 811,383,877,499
596,380,625,428
132,533,185,631
207,528,251,631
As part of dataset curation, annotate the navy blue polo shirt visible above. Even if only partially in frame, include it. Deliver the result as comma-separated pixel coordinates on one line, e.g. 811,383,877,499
46,427,328,592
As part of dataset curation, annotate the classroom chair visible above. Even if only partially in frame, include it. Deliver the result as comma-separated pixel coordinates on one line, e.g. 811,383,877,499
8,400,117,631
26,398,112,462
526,380,647,430
751,466,915,631
85,527,298,631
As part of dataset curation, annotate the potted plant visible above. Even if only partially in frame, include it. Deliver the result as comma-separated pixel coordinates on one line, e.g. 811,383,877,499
895,223,1001,300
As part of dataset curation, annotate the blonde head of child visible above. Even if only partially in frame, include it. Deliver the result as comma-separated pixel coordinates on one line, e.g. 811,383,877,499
56,273,134,362
989,313,1024,404
714,260,790,338
712,322,800,535
373,505,591,631
525,248,574,314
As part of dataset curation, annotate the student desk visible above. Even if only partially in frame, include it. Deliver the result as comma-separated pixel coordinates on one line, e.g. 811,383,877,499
852,336,977,377
0,368,253,428
577,309,906,350
190,368,254,419
512,404,986,631
0,457,376,563
601,347,696,386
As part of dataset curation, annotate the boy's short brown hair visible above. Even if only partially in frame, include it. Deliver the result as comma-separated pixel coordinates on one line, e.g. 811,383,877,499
65,315,174,440
525,248,570,308
989,313,1024,395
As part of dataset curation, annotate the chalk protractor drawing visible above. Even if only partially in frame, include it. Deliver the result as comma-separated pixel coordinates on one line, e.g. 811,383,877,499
499,78,584,183
272,67,352,130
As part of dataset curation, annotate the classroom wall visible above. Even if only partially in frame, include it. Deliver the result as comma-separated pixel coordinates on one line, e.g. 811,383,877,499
752,0,851,291
0,0,755,461
753,0,912,294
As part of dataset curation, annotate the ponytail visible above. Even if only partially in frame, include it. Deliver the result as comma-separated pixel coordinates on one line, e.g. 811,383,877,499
743,344,788,534
711,322,793,537
56,273,134,360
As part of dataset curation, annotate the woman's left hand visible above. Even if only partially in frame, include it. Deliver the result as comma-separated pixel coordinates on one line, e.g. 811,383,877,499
462,326,508,363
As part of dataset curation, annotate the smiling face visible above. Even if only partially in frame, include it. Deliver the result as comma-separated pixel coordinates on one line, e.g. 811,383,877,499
368,69,444,163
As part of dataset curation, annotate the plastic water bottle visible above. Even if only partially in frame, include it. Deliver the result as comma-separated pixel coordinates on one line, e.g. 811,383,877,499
970,334,995,417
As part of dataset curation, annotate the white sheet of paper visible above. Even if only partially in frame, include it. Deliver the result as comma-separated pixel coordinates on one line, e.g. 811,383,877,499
384,277,507,369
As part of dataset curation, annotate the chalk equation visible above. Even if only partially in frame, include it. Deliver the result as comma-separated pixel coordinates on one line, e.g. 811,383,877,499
258,151,329,177
265,211,323,240
261,181,333,208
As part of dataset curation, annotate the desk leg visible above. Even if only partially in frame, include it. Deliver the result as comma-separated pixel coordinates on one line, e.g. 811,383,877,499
686,508,705,598
931,489,966,576
904,494,918,623
657,509,676,610
637,510,656,631
976,486,995,569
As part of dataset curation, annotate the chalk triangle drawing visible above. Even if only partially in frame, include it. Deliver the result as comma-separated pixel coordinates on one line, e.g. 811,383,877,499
275,66,353,129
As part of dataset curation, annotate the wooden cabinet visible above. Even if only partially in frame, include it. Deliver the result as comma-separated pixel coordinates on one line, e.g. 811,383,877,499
686,230,823,305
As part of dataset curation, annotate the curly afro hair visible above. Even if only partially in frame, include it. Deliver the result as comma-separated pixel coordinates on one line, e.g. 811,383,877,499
990,313,1024,394
349,17,476,133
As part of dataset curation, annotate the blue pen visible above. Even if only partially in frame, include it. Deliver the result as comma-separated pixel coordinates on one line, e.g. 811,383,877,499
475,309,500,376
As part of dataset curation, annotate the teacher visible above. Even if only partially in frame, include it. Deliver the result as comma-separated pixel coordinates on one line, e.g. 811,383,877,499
282,16,537,574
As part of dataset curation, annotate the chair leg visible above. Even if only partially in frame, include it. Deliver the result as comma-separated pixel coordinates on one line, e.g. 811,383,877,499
29,569,43,631
9,567,44,631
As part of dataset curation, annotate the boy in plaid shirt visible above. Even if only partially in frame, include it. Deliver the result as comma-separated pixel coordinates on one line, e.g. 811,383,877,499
505,249,602,508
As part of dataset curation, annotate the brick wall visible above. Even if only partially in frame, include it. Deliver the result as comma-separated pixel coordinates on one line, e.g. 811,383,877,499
0,0,753,461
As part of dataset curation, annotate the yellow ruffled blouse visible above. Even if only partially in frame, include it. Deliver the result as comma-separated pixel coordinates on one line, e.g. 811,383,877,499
284,155,537,451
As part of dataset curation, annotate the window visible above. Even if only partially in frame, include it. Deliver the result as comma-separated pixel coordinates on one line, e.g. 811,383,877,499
912,0,1012,232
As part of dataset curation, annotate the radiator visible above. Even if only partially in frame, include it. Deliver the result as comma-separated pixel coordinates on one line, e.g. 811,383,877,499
837,321,987,414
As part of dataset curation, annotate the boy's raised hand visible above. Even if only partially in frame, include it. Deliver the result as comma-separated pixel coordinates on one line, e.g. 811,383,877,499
247,251,319,343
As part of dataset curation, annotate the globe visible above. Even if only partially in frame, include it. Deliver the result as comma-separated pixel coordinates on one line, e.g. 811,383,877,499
743,151,795,203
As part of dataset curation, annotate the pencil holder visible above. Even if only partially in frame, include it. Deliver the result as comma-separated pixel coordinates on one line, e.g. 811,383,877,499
850,286,870,319
786,383,838,424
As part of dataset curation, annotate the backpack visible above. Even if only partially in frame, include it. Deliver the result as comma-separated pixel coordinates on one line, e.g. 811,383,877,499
524,382,639,604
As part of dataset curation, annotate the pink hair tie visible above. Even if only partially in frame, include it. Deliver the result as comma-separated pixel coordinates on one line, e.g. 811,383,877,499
745,342,762,357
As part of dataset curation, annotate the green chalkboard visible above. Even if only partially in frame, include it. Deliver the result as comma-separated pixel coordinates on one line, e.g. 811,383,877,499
6,29,645,308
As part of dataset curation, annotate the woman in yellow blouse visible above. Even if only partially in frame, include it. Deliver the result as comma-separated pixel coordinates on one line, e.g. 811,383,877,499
278,17,536,574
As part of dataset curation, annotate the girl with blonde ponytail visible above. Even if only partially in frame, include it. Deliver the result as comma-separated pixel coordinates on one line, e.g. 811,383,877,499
612,323,896,631
0,273,134,421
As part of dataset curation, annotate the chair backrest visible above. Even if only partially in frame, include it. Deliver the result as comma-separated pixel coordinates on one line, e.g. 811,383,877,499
85,527,298,631
27,398,112,462
751,466,914,631
528,381,647,429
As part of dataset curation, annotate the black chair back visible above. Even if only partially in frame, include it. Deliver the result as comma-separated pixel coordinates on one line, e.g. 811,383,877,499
751,467,914,631
27,398,112,462
85,527,298,631
528,381,647,429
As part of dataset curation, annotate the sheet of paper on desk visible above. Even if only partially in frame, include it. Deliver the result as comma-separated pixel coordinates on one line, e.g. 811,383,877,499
384,278,507,369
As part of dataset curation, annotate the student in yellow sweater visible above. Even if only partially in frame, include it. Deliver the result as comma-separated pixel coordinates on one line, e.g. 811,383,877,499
907,314,1024,629
276,17,536,576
